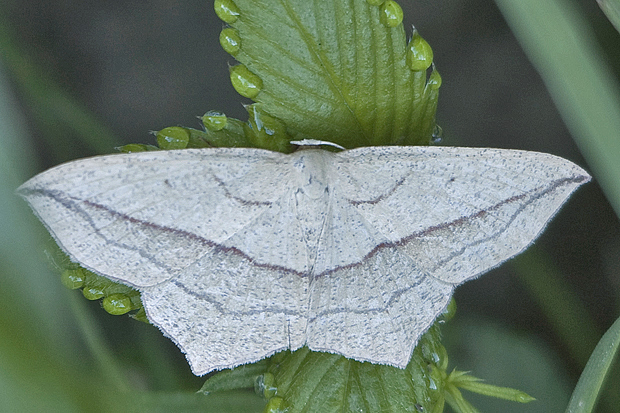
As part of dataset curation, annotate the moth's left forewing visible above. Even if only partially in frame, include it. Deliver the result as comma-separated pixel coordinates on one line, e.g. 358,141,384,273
335,146,590,285
16,148,297,287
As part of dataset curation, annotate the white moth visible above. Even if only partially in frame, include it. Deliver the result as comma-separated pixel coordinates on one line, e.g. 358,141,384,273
17,145,590,375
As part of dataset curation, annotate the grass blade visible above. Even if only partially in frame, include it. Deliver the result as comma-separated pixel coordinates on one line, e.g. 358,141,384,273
494,0,620,218
597,0,620,33
565,316,620,412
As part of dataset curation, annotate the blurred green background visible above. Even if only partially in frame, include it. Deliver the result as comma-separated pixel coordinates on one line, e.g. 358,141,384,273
1,0,619,411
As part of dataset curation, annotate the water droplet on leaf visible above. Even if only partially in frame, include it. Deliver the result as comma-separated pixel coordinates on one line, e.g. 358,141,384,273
103,293,133,315
255,372,277,398
379,1,403,28
230,65,263,99
156,127,190,150
219,27,241,55
427,68,442,90
118,143,159,153
244,105,291,152
214,0,240,24
82,286,105,300
431,124,443,144
202,111,228,131
407,31,434,71
61,269,85,289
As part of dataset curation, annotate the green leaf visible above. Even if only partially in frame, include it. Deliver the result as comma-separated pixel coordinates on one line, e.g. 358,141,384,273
216,0,440,148
565,315,620,413
262,326,447,413
597,0,620,34
198,362,268,394
494,0,620,219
